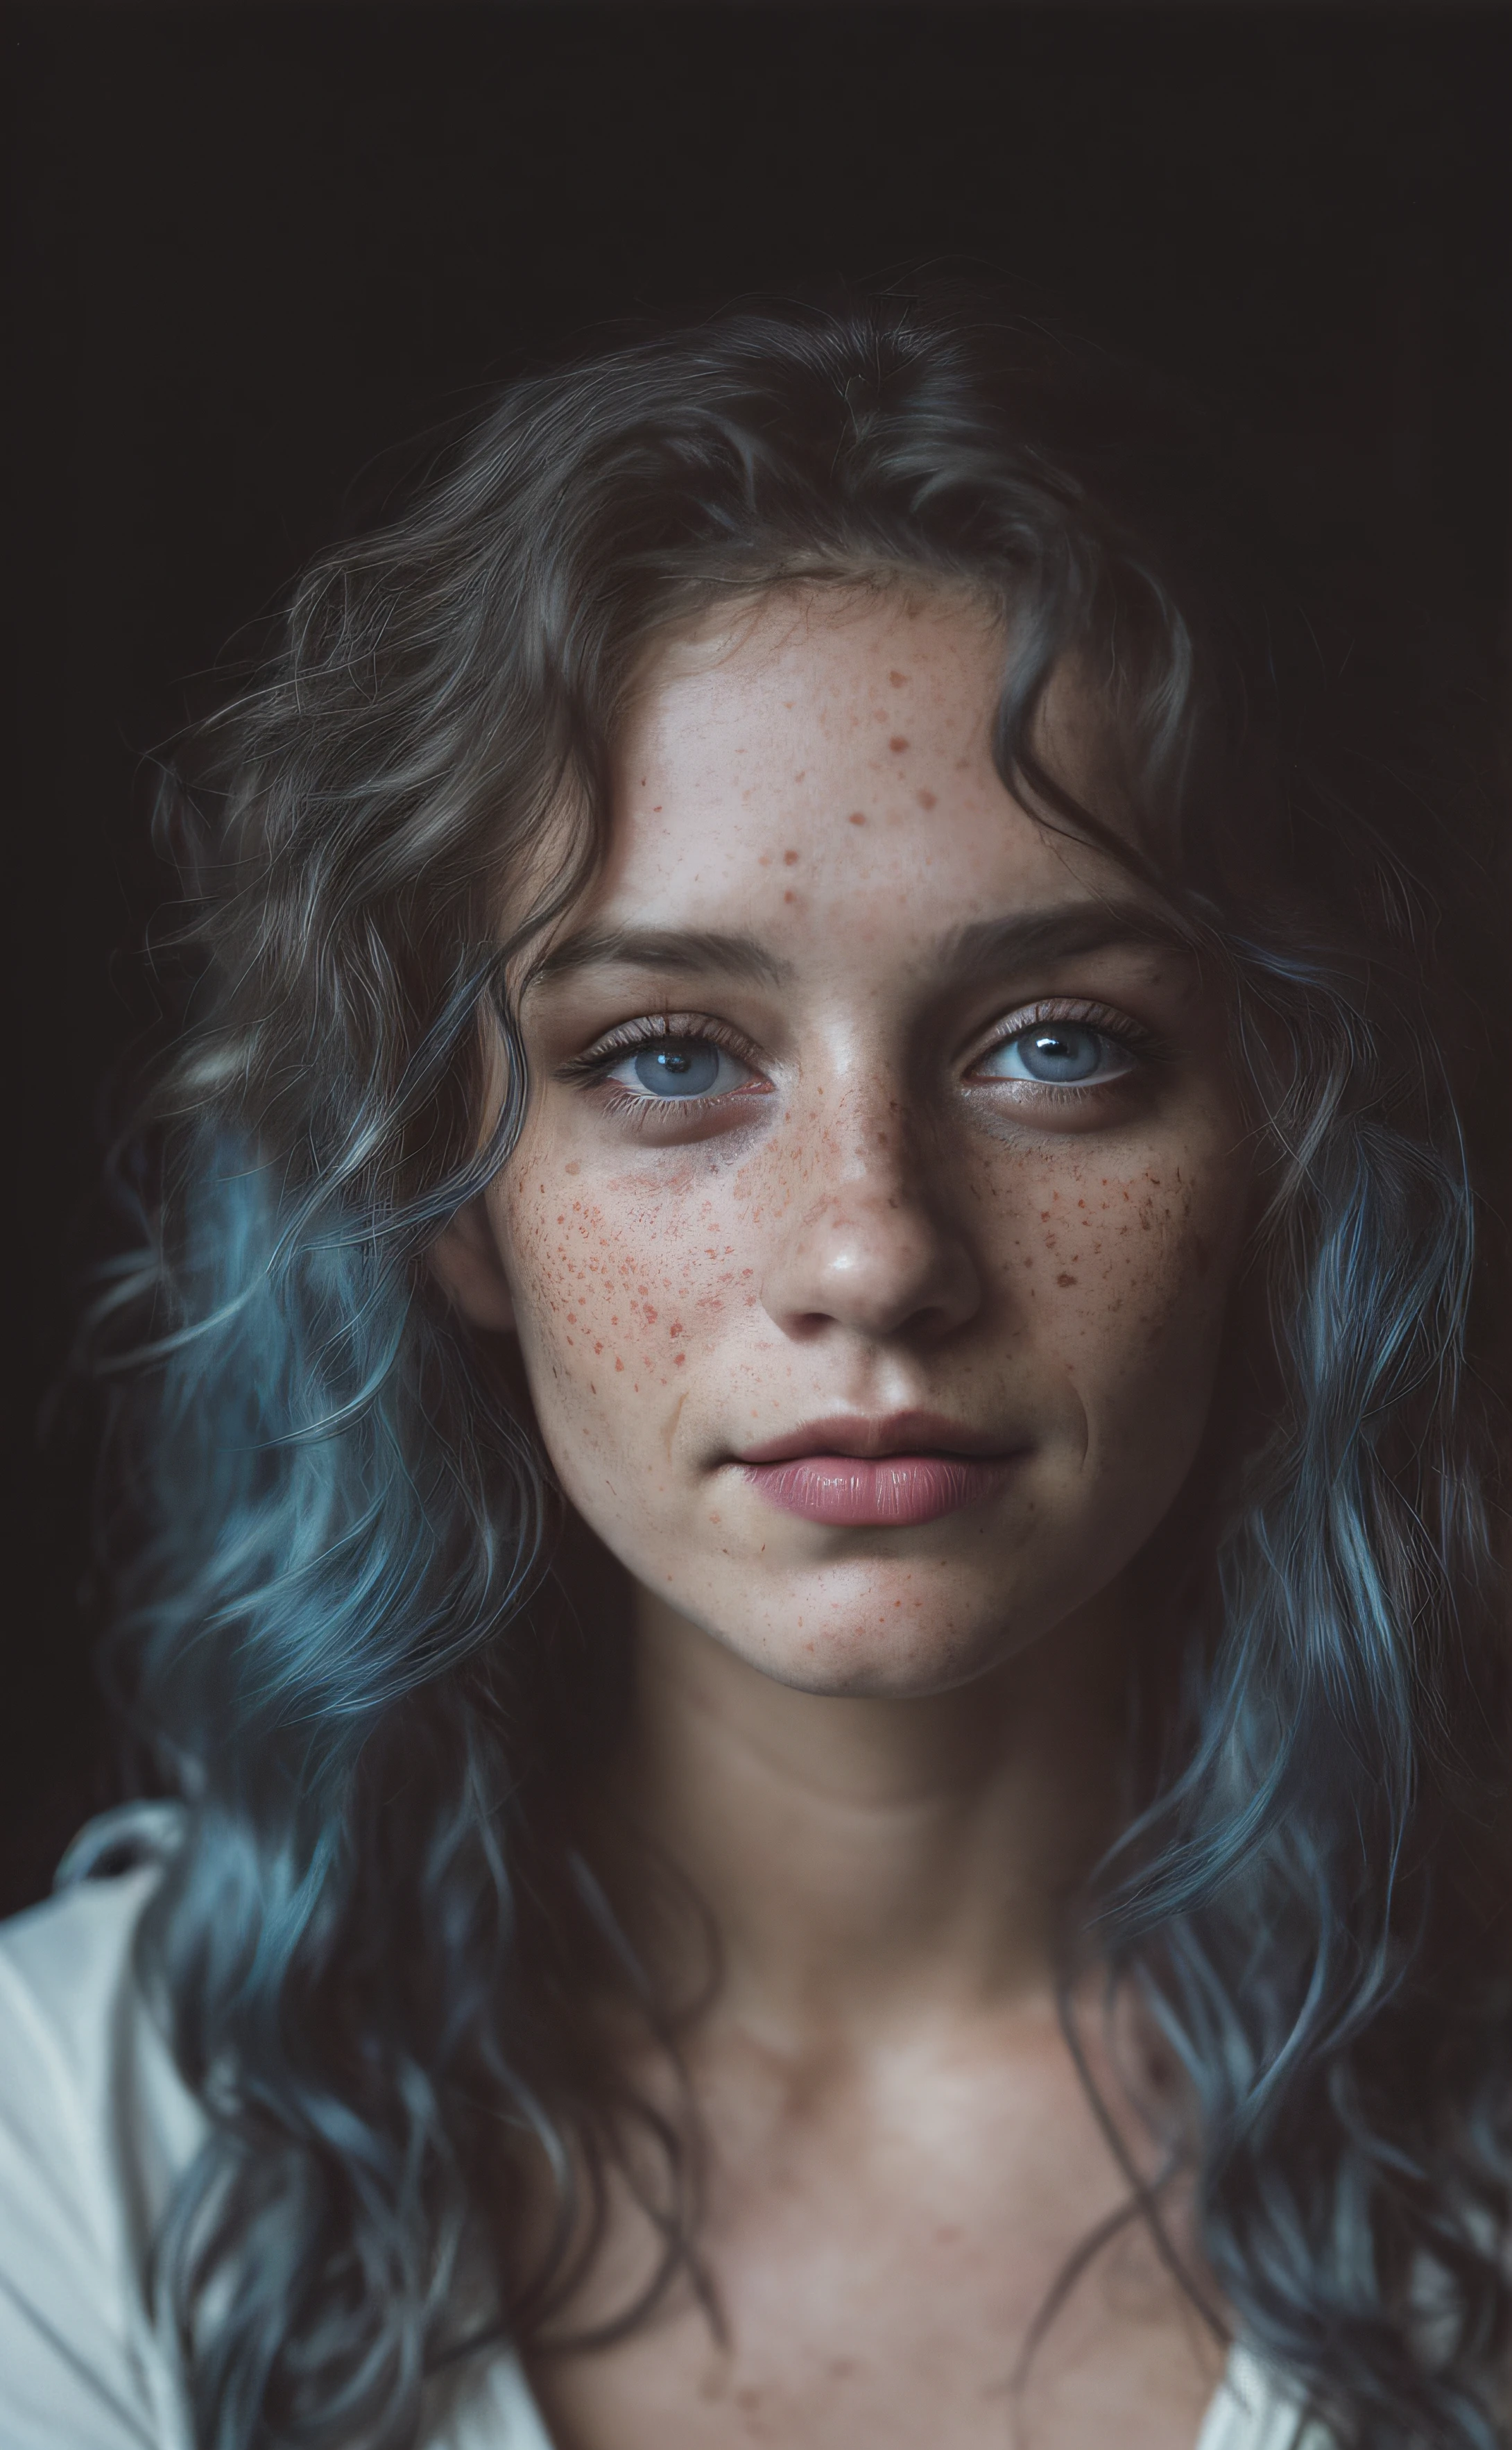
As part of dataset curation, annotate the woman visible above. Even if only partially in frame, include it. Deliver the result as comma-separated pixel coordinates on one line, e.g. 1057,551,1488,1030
1,294,1508,2450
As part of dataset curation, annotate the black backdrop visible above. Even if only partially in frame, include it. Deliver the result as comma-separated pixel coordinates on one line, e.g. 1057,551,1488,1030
5,0,1509,1915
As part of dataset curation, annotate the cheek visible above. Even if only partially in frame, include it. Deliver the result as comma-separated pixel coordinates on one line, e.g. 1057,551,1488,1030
979,1141,1245,1416
491,1164,753,1458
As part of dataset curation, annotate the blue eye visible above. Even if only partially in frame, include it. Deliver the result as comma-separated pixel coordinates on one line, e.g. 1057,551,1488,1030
978,1023,1128,1085
605,1039,751,1100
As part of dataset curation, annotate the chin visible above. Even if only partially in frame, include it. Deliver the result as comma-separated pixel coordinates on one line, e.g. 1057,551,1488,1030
630,1525,1121,1704
753,1643,995,1702
693,1564,1033,1700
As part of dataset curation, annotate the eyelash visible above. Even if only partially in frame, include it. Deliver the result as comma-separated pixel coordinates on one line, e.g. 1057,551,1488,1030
560,999,1158,1121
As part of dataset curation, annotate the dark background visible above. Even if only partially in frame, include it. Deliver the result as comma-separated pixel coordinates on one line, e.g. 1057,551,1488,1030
5,0,1509,1915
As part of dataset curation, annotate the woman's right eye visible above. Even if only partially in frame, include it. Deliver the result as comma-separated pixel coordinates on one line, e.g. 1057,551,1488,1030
601,1039,756,1101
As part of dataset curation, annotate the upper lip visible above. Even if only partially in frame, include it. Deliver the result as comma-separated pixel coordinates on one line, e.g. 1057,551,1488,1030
733,1412,1020,1466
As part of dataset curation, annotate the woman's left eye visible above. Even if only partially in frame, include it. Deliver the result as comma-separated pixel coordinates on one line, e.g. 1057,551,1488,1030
974,1022,1134,1086
602,1038,755,1101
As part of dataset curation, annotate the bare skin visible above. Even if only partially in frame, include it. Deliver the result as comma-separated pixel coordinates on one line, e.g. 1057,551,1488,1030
436,586,1251,2447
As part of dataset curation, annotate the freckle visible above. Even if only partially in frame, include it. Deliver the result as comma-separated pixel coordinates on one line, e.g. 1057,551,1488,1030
759,853,772,866
794,769,807,781
643,1305,658,1322
888,669,909,687
848,809,867,826
782,848,799,865
916,789,936,810
784,889,797,902
673,1352,685,1365
565,1161,580,1176
1057,1272,1078,1287
888,735,909,753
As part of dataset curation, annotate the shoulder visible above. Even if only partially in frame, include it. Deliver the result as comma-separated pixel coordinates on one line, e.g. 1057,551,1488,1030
0,1803,205,2225
0,1808,201,2450
1197,2347,1337,2450
0,1807,538,2450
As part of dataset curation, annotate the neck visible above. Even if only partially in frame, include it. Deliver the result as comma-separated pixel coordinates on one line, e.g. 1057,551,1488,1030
610,1588,1130,2045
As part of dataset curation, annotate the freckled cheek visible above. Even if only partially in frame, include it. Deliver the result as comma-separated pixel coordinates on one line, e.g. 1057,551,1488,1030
1064,1242,1229,1401
986,1157,1242,1394
493,1177,744,1445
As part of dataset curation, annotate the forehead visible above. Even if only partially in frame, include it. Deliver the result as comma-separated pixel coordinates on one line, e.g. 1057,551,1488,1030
578,586,1137,952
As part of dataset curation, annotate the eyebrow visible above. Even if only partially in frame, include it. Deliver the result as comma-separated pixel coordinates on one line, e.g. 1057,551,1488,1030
526,926,796,993
940,900,1192,982
524,898,1188,1001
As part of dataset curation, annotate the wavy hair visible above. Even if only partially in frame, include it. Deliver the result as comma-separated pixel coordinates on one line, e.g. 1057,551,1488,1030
86,294,1512,2447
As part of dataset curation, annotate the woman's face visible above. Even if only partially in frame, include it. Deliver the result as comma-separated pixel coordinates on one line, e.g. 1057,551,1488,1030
468,588,1250,1697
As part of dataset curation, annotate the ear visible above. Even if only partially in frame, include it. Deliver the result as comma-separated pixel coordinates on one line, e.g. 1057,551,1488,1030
428,1195,517,1333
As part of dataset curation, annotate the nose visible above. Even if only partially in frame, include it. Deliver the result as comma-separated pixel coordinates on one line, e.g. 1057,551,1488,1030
759,1103,983,1345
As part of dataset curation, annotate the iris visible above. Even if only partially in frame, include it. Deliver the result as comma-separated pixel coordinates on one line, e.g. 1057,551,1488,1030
630,1041,725,1097
983,1024,1117,1083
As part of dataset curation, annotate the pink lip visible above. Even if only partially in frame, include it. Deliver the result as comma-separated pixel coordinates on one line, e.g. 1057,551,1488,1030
742,1454,1014,1527
732,1414,1023,1529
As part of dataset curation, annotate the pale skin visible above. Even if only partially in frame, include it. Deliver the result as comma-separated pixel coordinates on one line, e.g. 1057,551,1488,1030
435,585,1253,2448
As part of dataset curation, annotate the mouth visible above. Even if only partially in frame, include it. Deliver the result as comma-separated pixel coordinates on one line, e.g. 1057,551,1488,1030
730,1413,1026,1530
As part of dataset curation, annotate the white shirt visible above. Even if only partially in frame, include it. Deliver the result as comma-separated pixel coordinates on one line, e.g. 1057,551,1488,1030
0,1815,1319,2450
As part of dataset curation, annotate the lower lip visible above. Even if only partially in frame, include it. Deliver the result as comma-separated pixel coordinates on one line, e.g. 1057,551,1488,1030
738,1453,1016,1529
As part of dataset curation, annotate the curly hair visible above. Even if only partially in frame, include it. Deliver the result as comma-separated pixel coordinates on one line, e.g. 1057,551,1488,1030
87,291,1512,2448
